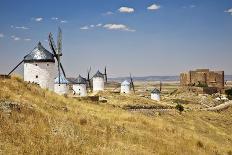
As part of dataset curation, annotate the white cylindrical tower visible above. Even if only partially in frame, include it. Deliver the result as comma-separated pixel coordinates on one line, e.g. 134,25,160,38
151,88,161,101
54,74,69,95
121,80,130,94
93,70,104,92
24,42,55,90
73,75,87,97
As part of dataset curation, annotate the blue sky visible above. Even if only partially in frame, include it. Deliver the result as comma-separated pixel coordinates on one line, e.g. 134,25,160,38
0,0,232,77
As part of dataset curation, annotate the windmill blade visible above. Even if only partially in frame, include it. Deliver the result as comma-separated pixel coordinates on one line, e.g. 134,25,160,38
159,81,162,92
57,27,62,56
104,66,108,83
60,62,66,77
86,67,92,91
130,73,135,94
48,33,57,56
8,59,24,75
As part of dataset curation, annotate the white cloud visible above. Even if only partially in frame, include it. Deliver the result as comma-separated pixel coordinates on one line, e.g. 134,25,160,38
15,26,29,30
0,33,4,38
103,24,135,32
118,7,135,13
103,11,114,16
225,8,232,15
51,17,59,20
60,20,68,23
90,25,95,28
35,17,43,22
190,5,196,8
80,26,89,30
24,38,31,41
96,23,102,27
147,4,161,11
11,35,20,41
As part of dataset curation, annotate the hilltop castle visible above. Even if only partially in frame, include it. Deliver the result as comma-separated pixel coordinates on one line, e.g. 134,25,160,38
180,69,224,93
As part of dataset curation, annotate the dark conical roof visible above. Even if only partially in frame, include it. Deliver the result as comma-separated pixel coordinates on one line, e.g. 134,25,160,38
24,42,55,63
74,75,87,84
93,70,104,78
151,88,160,94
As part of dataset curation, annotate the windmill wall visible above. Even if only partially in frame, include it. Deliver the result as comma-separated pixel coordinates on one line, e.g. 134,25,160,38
24,62,55,90
73,84,87,97
121,84,130,94
54,84,69,95
151,93,160,101
93,77,104,91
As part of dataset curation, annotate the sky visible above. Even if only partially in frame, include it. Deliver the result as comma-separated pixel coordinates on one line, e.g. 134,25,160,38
0,0,232,77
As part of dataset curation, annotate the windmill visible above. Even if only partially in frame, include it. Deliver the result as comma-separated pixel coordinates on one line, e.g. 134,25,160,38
48,27,66,84
130,73,135,94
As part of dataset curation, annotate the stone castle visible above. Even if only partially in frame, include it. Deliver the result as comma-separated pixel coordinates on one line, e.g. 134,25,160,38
180,69,224,89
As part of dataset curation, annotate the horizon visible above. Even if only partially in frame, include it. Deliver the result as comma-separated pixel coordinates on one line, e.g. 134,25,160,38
0,0,232,77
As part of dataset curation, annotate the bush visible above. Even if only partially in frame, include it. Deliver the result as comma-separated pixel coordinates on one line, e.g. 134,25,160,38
175,104,184,113
196,140,204,148
225,88,232,100
196,82,208,88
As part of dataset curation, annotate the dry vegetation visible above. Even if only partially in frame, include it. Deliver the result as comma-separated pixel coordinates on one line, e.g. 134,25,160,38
0,77,232,155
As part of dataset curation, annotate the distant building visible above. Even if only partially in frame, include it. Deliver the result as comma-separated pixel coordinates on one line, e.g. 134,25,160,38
24,42,55,90
180,69,224,89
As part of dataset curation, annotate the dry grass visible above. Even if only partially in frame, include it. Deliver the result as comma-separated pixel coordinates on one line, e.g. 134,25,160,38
0,77,232,155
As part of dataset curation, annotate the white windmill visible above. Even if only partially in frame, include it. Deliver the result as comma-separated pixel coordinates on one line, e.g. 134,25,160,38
151,88,161,101
8,42,56,90
120,74,135,94
92,67,108,92
73,75,87,97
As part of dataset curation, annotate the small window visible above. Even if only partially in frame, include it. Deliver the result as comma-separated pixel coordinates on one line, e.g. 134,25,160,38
79,89,81,91
35,64,38,66
36,75,38,78
47,64,49,66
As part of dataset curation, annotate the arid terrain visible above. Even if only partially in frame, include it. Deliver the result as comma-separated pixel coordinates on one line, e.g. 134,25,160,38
0,76,232,154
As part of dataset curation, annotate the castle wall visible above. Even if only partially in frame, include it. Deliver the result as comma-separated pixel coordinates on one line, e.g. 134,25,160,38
180,69,224,89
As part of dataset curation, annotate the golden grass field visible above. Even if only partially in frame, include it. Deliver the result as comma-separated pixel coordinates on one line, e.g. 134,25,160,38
0,76,232,155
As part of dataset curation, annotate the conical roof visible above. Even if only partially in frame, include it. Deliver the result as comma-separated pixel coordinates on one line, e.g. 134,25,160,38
74,75,87,84
54,74,69,84
93,70,104,78
121,80,130,85
151,88,160,94
24,42,55,63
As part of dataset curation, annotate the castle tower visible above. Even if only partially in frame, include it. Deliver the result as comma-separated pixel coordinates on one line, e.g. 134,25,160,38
24,42,55,90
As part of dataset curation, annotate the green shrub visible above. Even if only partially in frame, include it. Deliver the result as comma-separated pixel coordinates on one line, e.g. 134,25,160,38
196,82,208,88
175,104,184,113
225,88,232,100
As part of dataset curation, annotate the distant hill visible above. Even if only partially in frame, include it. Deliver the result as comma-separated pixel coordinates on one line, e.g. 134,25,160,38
109,75,232,82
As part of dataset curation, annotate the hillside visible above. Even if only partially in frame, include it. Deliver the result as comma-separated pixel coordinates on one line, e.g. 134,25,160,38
0,77,232,155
